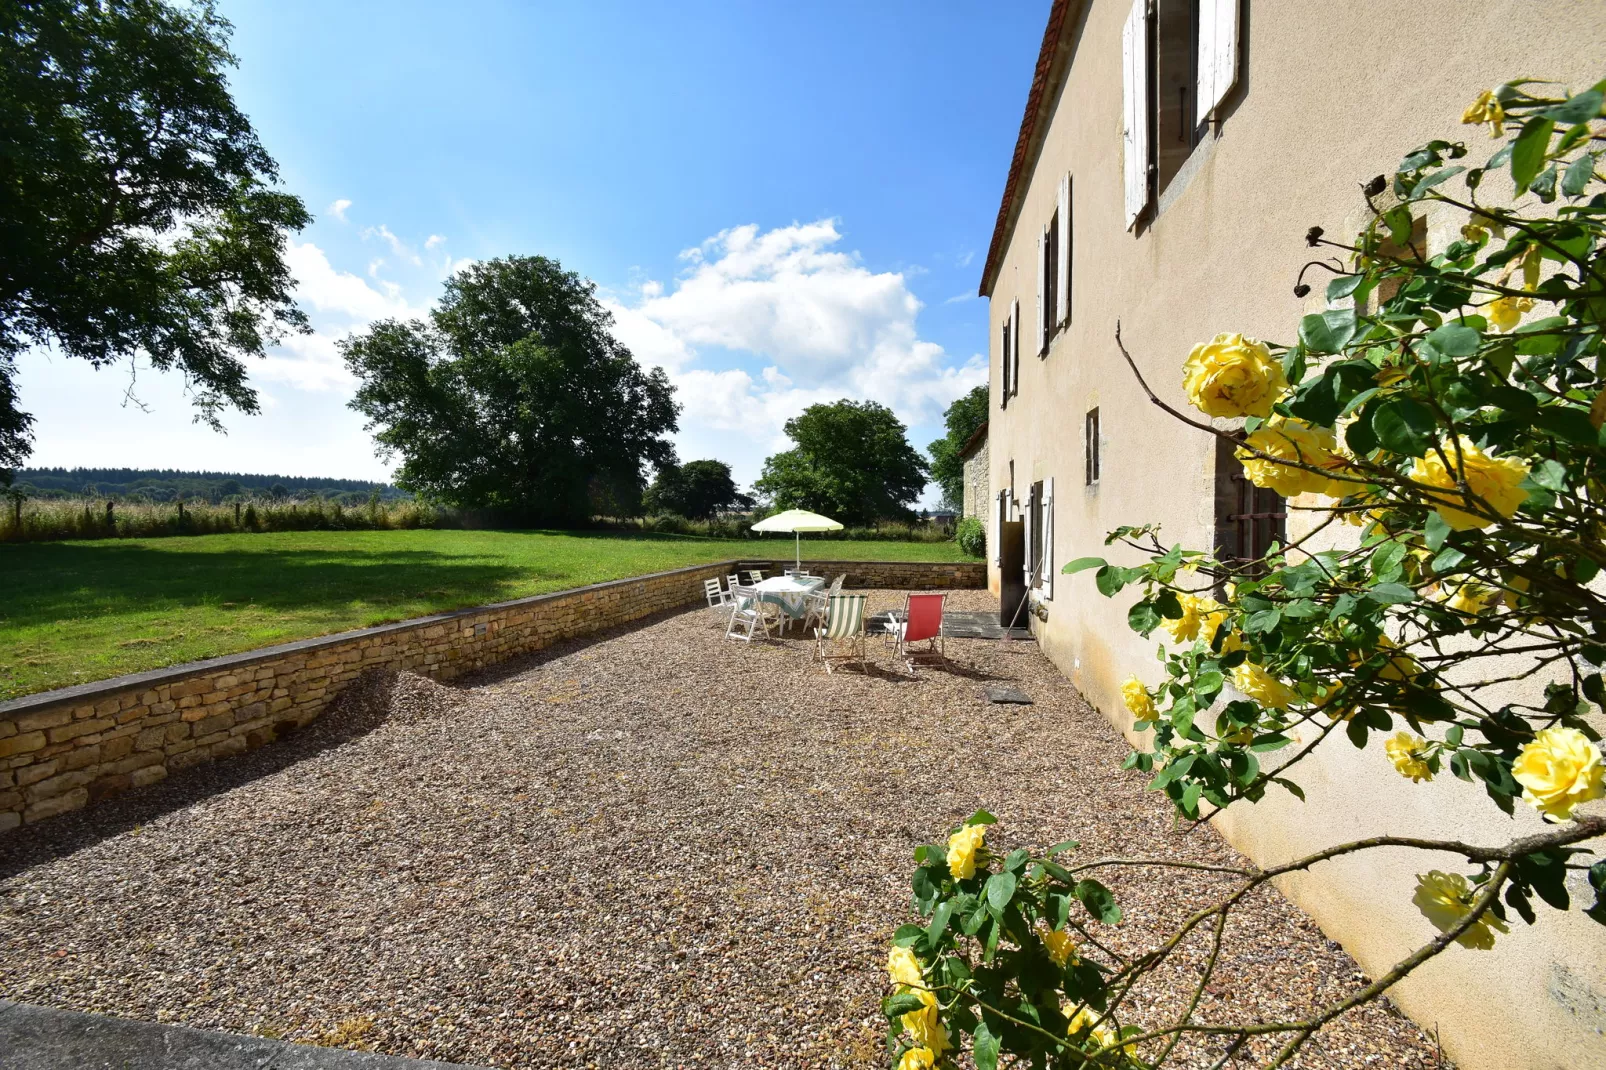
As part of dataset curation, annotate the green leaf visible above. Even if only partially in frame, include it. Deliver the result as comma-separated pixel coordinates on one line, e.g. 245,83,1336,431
1423,323,1481,359
984,871,1018,914
1430,545,1466,571
1530,458,1569,492
1562,152,1598,198
1095,565,1131,598
892,923,926,947
1366,582,1417,605
1370,540,1408,580
1512,117,1556,192
1063,556,1107,575
1075,879,1122,924
1423,511,1452,551
1299,307,1358,353
1271,776,1306,801
1047,839,1081,856
1003,848,1030,873
966,809,998,826
1540,88,1603,125
1128,600,1162,636
973,1019,1002,1070
1048,892,1072,930
1245,608,1283,634
1327,274,1364,302
1533,405,1597,444
926,899,955,946
884,993,928,1018
1371,396,1437,456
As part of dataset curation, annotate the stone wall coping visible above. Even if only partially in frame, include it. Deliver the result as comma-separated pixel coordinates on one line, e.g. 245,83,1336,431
0,556,980,721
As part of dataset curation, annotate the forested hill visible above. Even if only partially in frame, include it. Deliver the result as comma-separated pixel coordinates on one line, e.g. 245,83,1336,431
12,468,409,503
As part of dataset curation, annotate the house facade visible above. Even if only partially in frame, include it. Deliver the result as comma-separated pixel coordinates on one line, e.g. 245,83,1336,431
957,421,989,521
979,2,1606,1067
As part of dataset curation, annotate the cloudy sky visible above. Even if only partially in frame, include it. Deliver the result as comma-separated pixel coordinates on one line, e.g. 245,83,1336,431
17,1,1043,505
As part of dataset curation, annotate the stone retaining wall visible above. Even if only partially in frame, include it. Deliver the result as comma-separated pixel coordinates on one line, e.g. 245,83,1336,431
0,558,982,833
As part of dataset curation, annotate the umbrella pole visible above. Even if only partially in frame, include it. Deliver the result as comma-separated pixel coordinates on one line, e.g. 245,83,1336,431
795,531,801,570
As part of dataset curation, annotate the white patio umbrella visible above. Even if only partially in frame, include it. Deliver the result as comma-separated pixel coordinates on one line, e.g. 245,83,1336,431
750,509,843,570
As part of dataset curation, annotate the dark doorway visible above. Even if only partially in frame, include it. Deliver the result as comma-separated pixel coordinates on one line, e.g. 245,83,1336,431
999,519,1027,627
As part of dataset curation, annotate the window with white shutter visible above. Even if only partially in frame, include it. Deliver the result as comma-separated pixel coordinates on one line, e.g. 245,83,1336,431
1196,0,1240,125
1056,175,1070,327
1035,228,1046,354
1025,481,1041,589
1011,298,1021,397
1043,477,1055,600
999,316,1011,407
1121,0,1150,229
994,490,1006,565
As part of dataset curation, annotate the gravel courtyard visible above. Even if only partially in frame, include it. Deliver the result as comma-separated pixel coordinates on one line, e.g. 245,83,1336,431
0,590,1443,1069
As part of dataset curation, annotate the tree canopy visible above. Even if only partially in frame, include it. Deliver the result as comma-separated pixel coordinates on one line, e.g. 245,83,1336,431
0,0,311,483
643,459,751,519
926,384,988,511
754,399,927,524
341,256,679,524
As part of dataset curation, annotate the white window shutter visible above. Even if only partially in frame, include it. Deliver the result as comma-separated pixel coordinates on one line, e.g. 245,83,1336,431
1044,477,1054,600
1022,484,1035,586
993,491,1003,565
1196,0,1239,125
1011,299,1020,395
1056,176,1070,326
999,319,1009,402
1121,0,1149,230
1035,229,1045,353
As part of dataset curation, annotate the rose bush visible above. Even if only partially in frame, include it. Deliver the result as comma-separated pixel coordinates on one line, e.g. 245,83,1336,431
883,77,1606,1069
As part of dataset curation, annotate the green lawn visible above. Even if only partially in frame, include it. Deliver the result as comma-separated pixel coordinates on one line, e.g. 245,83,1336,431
0,528,972,700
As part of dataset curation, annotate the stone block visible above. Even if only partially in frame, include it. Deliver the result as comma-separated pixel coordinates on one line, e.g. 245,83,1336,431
48,718,113,744
25,787,88,823
149,701,176,716
16,761,58,787
13,707,72,733
163,739,196,758
165,721,191,743
87,773,131,802
0,790,20,811
211,736,246,760
93,697,121,718
0,732,47,758
26,769,95,802
193,712,234,738
59,744,102,772
136,727,167,751
130,765,167,789
100,734,136,763
109,751,163,776
168,747,210,771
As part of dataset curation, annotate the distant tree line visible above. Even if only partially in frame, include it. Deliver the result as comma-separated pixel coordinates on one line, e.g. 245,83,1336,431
9,468,409,505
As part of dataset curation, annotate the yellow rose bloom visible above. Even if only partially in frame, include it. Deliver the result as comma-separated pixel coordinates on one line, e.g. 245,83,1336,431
1238,416,1347,498
1163,593,1225,644
1513,727,1605,821
947,823,987,880
1460,89,1505,138
1121,677,1157,721
887,945,924,990
1410,437,1530,531
1042,927,1079,967
1487,294,1535,333
1385,732,1433,783
896,1047,936,1070
1183,333,1288,418
1232,661,1298,710
903,996,950,1056
1444,580,1497,617
1412,870,1508,950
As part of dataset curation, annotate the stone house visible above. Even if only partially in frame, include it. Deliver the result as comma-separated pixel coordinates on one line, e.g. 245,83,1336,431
957,421,988,521
977,2,1606,1068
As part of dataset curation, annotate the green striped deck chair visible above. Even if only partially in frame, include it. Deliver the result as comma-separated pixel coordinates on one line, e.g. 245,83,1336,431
814,593,869,674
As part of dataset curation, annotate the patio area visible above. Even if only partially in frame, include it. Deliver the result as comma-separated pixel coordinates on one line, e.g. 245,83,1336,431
0,590,1442,1068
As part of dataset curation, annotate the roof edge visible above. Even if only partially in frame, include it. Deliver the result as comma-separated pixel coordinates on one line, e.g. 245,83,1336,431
978,0,1078,299
957,420,989,459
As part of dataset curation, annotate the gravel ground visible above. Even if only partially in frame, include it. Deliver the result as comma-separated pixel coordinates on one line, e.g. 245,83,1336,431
0,591,1446,1069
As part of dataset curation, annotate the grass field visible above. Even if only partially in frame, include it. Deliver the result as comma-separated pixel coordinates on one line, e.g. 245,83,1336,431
0,528,972,700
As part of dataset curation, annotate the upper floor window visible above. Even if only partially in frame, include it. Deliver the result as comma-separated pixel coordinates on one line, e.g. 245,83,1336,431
1085,407,1101,486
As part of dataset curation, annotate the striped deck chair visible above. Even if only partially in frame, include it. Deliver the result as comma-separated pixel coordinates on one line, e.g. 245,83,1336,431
814,593,869,674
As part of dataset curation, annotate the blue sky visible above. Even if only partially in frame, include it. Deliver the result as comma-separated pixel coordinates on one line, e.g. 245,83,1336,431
21,1,1044,505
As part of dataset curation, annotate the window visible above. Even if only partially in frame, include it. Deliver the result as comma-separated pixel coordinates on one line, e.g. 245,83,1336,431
1000,317,1012,406
1022,478,1056,597
1214,436,1285,572
1123,0,1240,227
1085,408,1101,485
1058,175,1072,329
1041,211,1059,353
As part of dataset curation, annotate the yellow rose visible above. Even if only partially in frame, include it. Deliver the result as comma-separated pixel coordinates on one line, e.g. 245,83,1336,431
1183,333,1288,418
1513,726,1605,821
1410,437,1530,531
1238,416,1348,498
1121,677,1157,721
1163,593,1224,644
1385,732,1433,783
1042,927,1079,967
946,823,987,880
887,945,923,990
1460,89,1505,138
1487,294,1535,332
1232,661,1298,710
1412,870,1508,950
1444,580,1496,617
896,1047,936,1070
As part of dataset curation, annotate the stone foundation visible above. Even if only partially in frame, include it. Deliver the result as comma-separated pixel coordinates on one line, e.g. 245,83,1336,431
0,558,982,833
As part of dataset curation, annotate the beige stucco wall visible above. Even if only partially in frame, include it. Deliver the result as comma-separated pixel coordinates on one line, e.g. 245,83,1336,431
983,3,1606,1068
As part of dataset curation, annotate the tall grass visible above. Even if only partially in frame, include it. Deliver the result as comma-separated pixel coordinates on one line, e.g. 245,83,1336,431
0,496,449,543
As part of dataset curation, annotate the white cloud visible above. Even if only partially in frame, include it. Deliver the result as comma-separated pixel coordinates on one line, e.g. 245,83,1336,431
285,242,422,325
360,224,423,266
605,219,985,490
944,291,979,305
327,198,352,222
424,234,446,250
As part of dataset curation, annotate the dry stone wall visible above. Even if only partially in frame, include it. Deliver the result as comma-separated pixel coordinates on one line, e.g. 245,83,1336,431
0,558,982,833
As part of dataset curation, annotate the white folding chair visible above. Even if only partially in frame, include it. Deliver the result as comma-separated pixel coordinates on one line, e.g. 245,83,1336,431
703,577,733,626
726,584,772,642
745,569,765,585
814,593,870,673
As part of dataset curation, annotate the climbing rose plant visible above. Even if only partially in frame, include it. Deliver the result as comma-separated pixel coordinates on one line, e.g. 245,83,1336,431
882,78,1606,1069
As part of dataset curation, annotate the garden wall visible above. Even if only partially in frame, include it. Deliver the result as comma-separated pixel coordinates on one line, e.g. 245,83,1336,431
0,559,983,833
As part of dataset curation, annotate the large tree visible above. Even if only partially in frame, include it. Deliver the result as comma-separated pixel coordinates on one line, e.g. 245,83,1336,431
926,384,988,511
643,459,751,520
342,256,679,524
0,0,311,483
754,399,927,525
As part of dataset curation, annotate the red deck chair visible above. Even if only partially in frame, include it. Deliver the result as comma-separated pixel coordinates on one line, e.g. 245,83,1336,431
888,592,947,675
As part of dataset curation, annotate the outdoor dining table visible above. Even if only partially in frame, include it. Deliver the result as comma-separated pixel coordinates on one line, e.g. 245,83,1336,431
748,574,826,624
